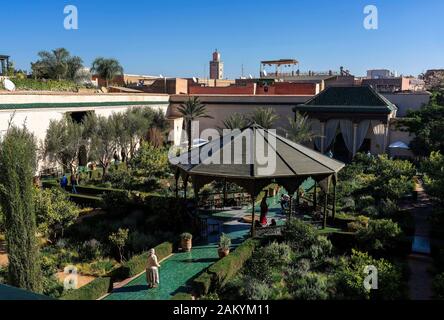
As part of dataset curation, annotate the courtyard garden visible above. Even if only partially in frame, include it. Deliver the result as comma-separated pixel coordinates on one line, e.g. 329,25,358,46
0,92,443,301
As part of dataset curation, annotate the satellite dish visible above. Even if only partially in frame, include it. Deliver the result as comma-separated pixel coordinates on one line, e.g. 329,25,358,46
159,74,164,78
249,74,253,79
3,79,16,92
263,70,268,76
192,77,197,83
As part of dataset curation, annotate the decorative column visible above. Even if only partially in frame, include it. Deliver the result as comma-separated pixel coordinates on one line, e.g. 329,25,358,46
183,175,189,199
251,195,256,237
383,123,389,153
352,122,358,156
332,181,337,220
320,121,326,153
323,190,328,229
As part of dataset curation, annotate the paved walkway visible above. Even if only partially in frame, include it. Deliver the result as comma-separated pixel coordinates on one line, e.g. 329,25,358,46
404,188,434,300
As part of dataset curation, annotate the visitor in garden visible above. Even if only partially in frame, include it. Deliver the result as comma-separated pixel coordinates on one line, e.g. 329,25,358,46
146,248,161,289
60,174,68,190
260,191,269,226
280,193,290,211
70,173,78,194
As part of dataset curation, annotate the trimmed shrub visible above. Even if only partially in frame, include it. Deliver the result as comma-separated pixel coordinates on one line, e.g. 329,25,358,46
170,292,193,300
193,272,213,296
207,239,259,289
60,277,111,300
69,194,102,208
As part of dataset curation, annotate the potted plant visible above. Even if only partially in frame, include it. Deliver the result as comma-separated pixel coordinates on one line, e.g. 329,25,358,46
180,232,193,252
218,233,231,258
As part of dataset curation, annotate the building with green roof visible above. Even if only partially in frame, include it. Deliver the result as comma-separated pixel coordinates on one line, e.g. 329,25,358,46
293,86,398,161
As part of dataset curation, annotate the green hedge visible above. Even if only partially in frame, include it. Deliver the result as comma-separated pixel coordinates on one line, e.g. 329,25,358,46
119,242,173,279
206,239,259,290
69,194,102,208
192,272,213,296
170,292,193,300
74,185,126,197
60,277,111,300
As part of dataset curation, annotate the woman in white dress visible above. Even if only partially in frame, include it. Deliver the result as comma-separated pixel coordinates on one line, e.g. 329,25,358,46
146,248,161,288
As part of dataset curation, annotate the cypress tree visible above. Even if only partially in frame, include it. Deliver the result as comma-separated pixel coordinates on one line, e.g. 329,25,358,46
0,125,42,292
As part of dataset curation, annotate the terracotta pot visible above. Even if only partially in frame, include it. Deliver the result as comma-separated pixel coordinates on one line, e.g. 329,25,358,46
218,248,230,258
181,238,192,252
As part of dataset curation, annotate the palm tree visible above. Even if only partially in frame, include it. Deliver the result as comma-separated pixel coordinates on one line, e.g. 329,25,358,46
284,112,316,144
91,57,123,87
249,107,279,129
221,113,248,130
177,97,213,151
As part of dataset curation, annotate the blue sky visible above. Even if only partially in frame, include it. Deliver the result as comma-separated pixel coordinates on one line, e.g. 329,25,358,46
1,0,443,78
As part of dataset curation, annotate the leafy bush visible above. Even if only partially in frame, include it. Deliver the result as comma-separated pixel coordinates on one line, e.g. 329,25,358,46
288,272,329,300
60,277,112,300
243,278,272,300
304,236,333,267
102,191,132,214
356,219,402,253
347,216,369,232
34,187,80,240
78,239,103,261
10,77,80,92
246,242,292,283
127,231,156,254
282,218,318,252
333,249,405,300
76,259,117,277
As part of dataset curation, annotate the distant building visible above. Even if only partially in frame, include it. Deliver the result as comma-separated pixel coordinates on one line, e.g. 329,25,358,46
362,77,425,93
0,55,10,76
367,69,394,79
209,50,224,80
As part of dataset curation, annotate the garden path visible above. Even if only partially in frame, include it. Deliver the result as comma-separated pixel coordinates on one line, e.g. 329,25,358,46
404,187,433,300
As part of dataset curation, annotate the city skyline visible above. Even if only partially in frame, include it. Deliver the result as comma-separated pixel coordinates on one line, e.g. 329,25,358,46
1,0,443,78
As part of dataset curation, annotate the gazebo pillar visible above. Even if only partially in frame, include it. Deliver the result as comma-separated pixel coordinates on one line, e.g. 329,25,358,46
332,181,337,220
323,190,328,229
251,195,256,237
183,175,189,199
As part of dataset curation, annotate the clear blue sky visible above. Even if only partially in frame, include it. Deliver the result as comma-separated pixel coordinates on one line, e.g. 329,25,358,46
1,0,443,78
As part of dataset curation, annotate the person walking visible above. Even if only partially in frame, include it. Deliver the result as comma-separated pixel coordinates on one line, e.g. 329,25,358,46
146,248,161,288
60,174,68,190
70,172,78,194
259,191,269,226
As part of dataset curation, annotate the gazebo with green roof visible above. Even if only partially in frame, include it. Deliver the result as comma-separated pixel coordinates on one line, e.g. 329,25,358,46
171,124,345,236
293,86,398,157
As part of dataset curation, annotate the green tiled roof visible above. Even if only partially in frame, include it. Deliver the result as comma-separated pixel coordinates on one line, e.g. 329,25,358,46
294,86,397,114
0,100,169,110
0,284,53,300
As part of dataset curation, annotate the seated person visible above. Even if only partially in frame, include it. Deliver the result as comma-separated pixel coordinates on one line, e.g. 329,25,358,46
280,194,290,211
